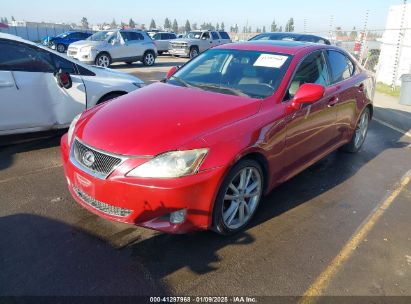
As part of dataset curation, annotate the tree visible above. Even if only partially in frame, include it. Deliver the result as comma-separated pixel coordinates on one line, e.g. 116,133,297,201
271,19,278,32
164,18,171,30
11,16,15,21
335,26,343,37
285,18,294,32
172,19,178,33
216,22,220,30
141,24,146,30
111,18,117,28
279,25,283,32
262,25,266,32
129,18,136,28
0,17,4,23
184,20,191,32
350,26,357,39
81,17,89,29
149,19,156,29
192,22,198,30
221,22,225,31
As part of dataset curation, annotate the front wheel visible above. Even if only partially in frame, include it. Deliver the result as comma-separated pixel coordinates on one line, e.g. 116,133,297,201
341,107,370,153
189,47,199,59
142,51,155,66
56,44,66,53
212,159,264,235
95,53,111,68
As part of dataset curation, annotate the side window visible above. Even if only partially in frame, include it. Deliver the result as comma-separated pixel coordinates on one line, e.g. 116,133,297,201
211,32,219,40
285,51,329,100
327,50,354,83
170,34,176,39
0,39,54,72
201,32,210,40
153,33,160,40
51,53,77,74
219,32,230,39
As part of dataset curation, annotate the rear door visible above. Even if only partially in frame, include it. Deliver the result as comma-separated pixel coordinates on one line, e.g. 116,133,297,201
283,50,339,178
218,31,231,44
211,31,221,47
120,31,146,58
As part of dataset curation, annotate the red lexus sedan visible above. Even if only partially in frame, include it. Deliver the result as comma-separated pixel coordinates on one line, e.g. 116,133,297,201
61,41,374,235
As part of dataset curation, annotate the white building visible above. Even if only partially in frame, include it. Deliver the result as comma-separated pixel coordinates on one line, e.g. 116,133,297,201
377,3,411,86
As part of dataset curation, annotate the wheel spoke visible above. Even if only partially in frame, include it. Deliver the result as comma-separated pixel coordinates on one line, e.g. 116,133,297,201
244,169,252,189
244,190,260,198
225,203,239,225
243,201,250,215
229,183,239,195
245,181,258,194
238,170,247,191
224,194,238,201
238,202,245,225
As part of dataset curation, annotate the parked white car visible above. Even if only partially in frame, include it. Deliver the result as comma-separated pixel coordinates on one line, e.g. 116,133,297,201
0,33,145,136
67,30,157,67
152,32,177,55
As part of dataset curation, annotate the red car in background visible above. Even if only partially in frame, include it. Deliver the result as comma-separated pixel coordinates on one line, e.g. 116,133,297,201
61,41,374,235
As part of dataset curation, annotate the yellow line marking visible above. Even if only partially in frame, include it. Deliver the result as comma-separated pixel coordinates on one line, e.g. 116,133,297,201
373,117,411,138
300,170,411,304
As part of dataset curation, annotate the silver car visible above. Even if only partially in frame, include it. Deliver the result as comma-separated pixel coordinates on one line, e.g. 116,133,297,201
67,30,157,67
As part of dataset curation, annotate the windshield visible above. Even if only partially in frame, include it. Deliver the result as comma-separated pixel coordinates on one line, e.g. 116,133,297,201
168,49,292,99
185,31,202,39
87,31,114,41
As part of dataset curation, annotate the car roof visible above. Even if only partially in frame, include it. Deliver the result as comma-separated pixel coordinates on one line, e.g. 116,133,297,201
216,40,327,55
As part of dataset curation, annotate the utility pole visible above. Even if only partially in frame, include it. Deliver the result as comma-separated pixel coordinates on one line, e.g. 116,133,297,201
392,0,407,88
328,15,334,41
304,19,307,33
359,10,369,63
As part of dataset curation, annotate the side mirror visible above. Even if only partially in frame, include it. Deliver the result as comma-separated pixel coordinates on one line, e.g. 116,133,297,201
110,39,118,46
290,83,325,110
55,69,72,89
165,66,179,78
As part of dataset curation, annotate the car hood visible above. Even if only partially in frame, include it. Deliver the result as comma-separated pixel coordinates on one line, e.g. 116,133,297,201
69,40,103,48
171,38,197,44
76,82,261,156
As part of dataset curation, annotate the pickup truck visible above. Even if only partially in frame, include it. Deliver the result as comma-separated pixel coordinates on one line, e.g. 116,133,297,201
169,30,231,58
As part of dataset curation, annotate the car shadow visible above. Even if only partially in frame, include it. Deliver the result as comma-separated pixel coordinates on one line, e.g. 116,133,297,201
111,59,186,70
0,130,65,171
0,214,167,296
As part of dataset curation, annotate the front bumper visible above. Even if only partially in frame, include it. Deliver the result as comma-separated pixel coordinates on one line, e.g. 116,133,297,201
67,49,97,65
169,48,190,57
61,135,226,233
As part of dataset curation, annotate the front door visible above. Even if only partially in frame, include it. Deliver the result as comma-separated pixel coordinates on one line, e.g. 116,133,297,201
282,51,339,179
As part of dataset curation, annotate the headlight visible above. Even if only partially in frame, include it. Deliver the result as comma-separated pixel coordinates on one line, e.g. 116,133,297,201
80,46,93,52
127,149,208,178
132,82,146,88
67,114,81,146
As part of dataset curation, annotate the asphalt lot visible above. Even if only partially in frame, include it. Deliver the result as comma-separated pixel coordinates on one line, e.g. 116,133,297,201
1,56,411,300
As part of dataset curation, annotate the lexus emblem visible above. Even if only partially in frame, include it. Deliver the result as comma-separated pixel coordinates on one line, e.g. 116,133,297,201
82,151,95,167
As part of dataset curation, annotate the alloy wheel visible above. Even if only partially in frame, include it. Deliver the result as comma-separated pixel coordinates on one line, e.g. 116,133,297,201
222,167,262,230
144,53,155,66
354,110,369,149
57,44,65,53
97,55,110,67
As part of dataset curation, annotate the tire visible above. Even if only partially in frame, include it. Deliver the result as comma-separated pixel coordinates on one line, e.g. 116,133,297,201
95,53,111,68
125,61,133,65
142,51,156,66
189,46,199,59
212,159,264,235
158,51,163,55
56,44,66,53
97,92,126,104
340,107,371,153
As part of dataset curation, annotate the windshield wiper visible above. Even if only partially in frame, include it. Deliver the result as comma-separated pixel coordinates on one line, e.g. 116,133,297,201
169,76,194,88
193,83,250,97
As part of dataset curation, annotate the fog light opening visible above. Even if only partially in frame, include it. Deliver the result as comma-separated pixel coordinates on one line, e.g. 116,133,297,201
170,209,187,224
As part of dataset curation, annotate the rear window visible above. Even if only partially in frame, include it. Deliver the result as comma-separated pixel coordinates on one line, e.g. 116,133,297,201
219,32,230,39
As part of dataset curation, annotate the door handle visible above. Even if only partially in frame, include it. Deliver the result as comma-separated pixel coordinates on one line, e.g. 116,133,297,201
0,82,14,88
327,96,339,107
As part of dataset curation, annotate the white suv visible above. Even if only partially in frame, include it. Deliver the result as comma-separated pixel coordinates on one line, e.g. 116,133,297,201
67,30,157,67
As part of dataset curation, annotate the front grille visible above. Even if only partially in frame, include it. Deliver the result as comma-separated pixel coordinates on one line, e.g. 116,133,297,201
72,139,123,179
171,43,188,49
73,187,132,217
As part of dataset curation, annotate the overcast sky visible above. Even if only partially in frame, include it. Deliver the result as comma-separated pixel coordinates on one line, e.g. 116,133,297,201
2,0,403,31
